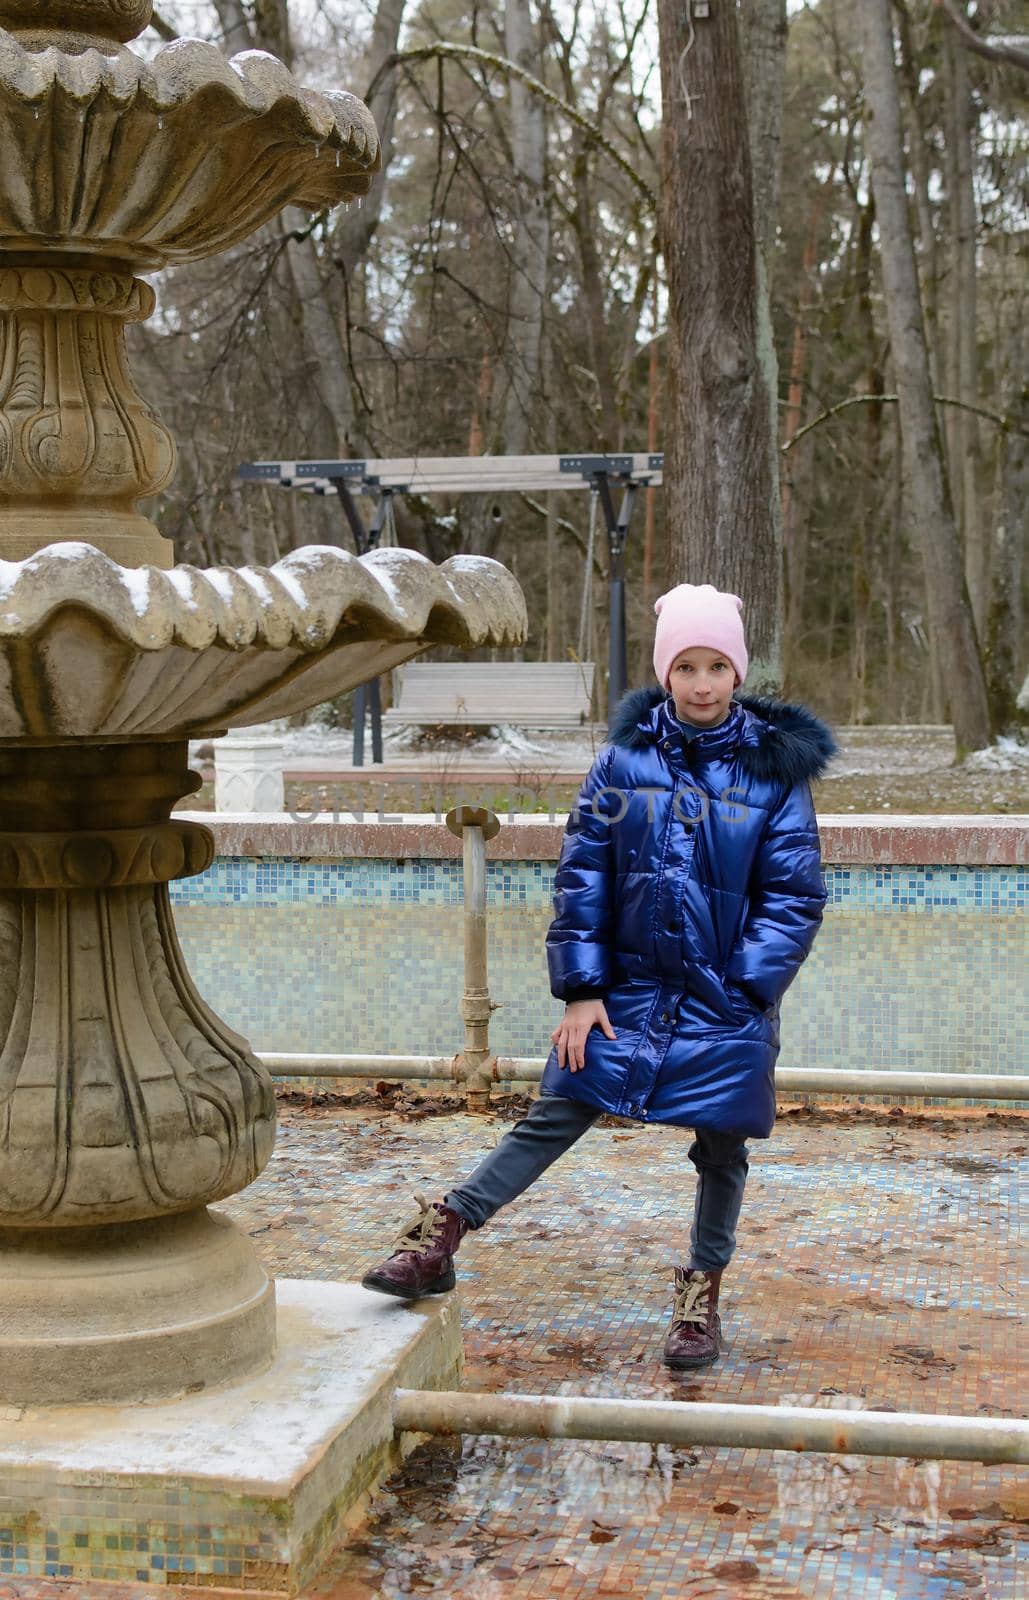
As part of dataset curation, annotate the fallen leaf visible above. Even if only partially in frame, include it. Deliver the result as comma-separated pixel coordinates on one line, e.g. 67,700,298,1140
709,1560,760,1581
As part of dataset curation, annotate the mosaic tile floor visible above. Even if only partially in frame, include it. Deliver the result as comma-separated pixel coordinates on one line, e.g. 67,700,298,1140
1,1103,1025,1600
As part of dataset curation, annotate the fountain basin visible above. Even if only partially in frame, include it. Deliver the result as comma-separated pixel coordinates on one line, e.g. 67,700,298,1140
0,543,527,737
0,29,378,263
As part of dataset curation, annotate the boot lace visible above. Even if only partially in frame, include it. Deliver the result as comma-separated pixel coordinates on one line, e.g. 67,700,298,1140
392,1192,443,1256
672,1271,710,1328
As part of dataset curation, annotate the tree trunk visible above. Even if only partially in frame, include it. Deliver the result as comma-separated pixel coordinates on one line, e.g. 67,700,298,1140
545,493,561,661
781,338,824,692
282,0,407,461
333,0,407,282
657,0,782,691
252,0,292,66
885,407,904,711
468,354,493,455
782,189,825,669
211,0,253,55
639,311,662,681
501,0,550,455
944,31,985,633
741,0,787,280
741,0,788,689
984,319,1027,735
896,1,942,389
855,0,990,753
212,0,291,63
570,132,619,449
281,212,356,455
850,199,884,725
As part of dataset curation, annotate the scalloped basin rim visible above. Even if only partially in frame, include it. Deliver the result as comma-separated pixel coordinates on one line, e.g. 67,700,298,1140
0,543,528,741
0,32,371,127
0,542,527,650
0,32,380,255
0,32,377,155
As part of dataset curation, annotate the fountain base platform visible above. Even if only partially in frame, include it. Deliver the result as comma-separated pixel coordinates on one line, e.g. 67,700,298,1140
0,1280,462,1595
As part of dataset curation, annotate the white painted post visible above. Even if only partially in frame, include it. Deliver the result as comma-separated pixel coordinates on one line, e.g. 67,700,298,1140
214,729,286,814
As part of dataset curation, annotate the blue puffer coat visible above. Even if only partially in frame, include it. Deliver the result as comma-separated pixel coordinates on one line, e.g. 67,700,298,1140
540,688,836,1137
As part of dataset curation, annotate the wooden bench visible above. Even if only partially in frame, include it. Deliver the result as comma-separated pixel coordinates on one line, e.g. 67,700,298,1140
384,662,595,730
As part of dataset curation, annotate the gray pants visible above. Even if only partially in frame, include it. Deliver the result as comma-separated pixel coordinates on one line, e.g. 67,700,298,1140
446,1093,749,1273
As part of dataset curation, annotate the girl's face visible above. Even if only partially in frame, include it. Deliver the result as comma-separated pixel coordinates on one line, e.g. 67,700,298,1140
668,647,738,728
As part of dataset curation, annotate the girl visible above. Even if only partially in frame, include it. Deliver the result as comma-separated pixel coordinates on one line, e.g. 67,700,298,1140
363,584,835,1369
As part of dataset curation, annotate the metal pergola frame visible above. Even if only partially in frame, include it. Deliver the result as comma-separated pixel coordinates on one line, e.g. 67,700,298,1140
237,453,664,760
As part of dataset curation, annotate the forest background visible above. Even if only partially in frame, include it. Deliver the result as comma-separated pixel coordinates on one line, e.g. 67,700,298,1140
136,0,1027,739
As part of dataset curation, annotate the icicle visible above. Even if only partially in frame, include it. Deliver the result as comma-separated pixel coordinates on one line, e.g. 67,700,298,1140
314,144,321,159
157,116,164,131
335,150,340,168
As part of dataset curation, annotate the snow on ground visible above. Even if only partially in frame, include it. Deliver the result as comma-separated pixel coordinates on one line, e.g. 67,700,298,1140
189,718,1028,814
253,718,606,770
962,736,1029,774
209,717,959,775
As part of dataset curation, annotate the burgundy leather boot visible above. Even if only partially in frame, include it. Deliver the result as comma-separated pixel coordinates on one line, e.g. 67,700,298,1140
361,1193,469,1300
663,1267,723,1369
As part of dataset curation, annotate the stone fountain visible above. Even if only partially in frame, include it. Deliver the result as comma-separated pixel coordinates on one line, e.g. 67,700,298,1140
0,3,524,1585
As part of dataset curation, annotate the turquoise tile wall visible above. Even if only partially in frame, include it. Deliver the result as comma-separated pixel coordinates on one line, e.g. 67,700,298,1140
171,861,1027,1074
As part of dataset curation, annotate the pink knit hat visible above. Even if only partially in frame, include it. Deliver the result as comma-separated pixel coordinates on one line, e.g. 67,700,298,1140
653,583,748,689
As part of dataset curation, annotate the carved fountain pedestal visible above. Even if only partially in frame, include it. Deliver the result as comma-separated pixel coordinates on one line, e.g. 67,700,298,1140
0,742,276,1403
0,2,525,1588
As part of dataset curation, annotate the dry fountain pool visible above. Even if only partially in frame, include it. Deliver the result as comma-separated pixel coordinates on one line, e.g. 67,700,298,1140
1,1099,1022,1598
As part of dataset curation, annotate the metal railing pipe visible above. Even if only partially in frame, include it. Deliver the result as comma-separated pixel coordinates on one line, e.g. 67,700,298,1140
392,1389,1029,1464
264,1053,460,1080
775,1066,1029,1100
260,1053,1029,1102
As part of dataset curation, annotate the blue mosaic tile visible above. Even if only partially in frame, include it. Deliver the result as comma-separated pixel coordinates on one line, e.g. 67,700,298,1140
171,858,1027,914
170,857,1028,1079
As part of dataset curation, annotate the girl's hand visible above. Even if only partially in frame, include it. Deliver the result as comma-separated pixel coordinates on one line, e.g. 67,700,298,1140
551,1000,616,1072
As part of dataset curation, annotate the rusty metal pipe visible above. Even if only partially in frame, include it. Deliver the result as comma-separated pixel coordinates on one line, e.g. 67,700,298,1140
263,1053,460,1080
392,1389,1029,1464
462,819,489,999
776,1066,1028,1100
445,807,502,1111
261,1053,1029,1101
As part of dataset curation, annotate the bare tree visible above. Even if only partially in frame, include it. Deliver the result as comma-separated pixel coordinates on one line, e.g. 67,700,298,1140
330,0,407,294
266,0,406,457
741,0,787,277
742,0,788,678
657,0,782,690
944,28,985,630
500,0,550,454
856,0,991,752
984,298,1027,734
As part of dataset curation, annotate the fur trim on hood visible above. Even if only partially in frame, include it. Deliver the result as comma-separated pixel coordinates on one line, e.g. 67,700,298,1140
609,686,837,786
